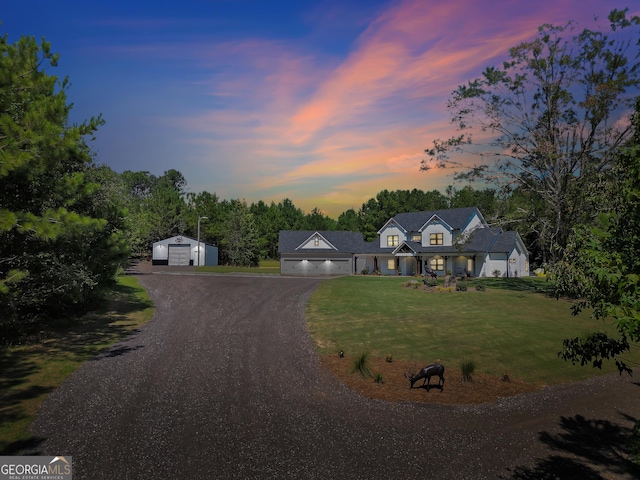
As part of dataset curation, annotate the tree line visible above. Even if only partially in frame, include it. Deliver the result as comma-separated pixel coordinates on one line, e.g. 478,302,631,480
85,166,532,266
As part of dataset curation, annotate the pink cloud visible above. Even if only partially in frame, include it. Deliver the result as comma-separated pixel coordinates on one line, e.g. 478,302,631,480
167,0,620,216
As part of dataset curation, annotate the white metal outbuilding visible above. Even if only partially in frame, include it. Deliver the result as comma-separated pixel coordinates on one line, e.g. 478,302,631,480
152,235,211,266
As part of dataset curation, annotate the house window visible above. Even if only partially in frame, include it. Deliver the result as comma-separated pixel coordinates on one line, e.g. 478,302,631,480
387,235,399,247
430,233,443,245
387,259,396,270
314,238,319,246
430,258,444,271
411,234,421,242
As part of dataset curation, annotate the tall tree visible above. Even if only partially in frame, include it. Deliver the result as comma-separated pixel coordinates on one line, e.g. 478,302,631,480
186,190,223,248
422,9,640,261
0,30,127,336
120,170,157,257
140,169,188,244
301,207,337,231
222,200,259,267
336,208,362,232
551,98,640,374
447,186,499,218
249,200,272,260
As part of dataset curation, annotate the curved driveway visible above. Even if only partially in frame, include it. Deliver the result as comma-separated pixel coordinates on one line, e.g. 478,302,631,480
29,272,640,479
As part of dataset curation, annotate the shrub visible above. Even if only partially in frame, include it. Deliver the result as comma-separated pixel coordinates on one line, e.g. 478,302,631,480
436,286,455,293
361,267,369,275
385,353,393,363
457,283,467,291
351,351,372,378
461,359,476,382
475,284,486,292
374,373,384,384
492,269,502,278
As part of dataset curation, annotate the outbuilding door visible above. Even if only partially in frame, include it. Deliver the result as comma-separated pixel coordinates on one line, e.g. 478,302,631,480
168,244,190,266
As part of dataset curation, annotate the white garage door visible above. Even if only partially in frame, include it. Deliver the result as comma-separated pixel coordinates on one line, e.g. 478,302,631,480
168,245,191,266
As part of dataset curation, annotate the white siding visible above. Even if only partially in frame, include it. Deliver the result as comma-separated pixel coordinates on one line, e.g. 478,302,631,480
379,226,405,249
486,252,508,277
299,235,334,250
422,221,452,247
507,246,528,277
152,236,206,266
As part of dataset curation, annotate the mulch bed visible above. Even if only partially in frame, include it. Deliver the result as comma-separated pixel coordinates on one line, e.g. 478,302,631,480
321,355,539,405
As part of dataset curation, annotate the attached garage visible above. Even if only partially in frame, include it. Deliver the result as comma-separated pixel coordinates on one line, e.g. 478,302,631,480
282,256,352,276
152,235,218,266
278,231,364,276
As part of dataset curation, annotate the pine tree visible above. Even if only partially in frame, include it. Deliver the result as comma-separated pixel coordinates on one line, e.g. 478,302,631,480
0,29,128,337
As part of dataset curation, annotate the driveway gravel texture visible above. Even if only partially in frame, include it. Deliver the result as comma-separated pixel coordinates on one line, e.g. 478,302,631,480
24,268,640,479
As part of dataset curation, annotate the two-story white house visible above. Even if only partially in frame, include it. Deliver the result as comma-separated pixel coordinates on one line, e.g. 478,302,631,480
279,207,529,277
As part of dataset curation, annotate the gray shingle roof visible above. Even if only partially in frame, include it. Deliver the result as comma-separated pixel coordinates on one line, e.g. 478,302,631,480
386,207,483,232
489,230,520,253
278,208,525,256
278,230,366,254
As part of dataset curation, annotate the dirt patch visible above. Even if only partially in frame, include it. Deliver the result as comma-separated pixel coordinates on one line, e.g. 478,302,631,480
321,355,539,404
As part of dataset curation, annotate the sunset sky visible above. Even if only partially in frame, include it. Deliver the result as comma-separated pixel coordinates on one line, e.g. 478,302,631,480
3,0,634,217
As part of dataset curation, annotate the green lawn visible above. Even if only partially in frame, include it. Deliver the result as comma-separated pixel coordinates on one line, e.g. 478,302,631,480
196,259,280,274
0,276,154,454
306,276,639,385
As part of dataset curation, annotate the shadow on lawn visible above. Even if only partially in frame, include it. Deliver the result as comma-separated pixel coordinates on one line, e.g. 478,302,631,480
469,277,555,295
504,412,640,479
0,349,53,455
0,279,153,455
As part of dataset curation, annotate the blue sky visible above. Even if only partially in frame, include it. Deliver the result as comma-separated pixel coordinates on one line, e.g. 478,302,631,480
3,0,635,217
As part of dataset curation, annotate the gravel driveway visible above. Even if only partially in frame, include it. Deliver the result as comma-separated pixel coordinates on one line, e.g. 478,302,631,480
27,270,640,479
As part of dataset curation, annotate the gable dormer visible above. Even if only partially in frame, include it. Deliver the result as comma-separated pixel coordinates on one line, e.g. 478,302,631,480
377,218,407,249
419,214,454,247
296,232,336,250
392,242,419,255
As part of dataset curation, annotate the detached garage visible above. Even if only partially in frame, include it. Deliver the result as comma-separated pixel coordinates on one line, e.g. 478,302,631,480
152,235,218,266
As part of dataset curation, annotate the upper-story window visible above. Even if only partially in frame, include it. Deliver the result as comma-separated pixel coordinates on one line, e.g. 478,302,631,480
387,235,399,247
314,238,319,246
430,233,443,245
411,234,421,242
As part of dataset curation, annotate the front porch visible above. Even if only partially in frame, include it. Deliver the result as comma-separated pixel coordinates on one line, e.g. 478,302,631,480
396,254,479,277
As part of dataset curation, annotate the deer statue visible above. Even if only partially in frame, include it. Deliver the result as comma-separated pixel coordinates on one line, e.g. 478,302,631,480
424,265,437,279
404,363,445,390
423,263,437,285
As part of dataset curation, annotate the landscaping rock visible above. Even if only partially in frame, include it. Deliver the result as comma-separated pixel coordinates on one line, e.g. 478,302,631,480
444,275,457,288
